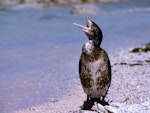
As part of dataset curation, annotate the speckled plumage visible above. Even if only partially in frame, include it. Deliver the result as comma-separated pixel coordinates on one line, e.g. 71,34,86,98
79,40,111,99
74,15,111,102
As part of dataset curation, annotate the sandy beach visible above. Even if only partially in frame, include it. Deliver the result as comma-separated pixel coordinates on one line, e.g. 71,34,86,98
13,50,150,113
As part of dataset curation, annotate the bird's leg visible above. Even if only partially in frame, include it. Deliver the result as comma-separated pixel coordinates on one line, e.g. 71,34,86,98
99,96,110,106
101,96,105,101
86,95,90,101
81,96,94,110
91,98,100,103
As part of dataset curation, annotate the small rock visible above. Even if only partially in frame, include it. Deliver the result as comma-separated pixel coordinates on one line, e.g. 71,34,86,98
128,81,137,86
30,107,36,111
79,110,97,113
91,103,108,113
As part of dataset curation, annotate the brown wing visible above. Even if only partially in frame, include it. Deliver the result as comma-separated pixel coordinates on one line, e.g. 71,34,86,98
96,49,111,92
79,55,93,89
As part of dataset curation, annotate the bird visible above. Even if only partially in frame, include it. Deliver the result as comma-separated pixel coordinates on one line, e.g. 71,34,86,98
73,14,111,105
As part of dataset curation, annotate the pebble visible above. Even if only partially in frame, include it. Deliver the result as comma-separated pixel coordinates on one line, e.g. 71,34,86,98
80,100,150,113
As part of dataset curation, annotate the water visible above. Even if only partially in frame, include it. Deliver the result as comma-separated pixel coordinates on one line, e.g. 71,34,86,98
0,0,150,112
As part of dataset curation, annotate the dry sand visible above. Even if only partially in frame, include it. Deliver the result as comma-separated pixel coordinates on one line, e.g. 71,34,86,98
14,51,150,113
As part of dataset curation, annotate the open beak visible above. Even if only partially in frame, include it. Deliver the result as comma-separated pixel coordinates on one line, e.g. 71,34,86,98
73,14,92,34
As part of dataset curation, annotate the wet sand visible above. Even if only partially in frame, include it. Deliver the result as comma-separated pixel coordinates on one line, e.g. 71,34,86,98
14,50,150,113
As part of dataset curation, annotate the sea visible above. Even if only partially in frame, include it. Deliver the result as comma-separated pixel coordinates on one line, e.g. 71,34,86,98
0,0,150,112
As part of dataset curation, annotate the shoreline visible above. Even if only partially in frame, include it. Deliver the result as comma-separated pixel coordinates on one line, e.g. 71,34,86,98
0,0,143,10
0,0,129,7
14,49,150,113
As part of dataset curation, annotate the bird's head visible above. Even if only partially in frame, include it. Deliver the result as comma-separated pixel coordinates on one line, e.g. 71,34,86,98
73,14,103,47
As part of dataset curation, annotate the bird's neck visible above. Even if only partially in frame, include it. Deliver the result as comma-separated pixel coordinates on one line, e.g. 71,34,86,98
82,46,102,62
82,40,102,61
89,35,102,47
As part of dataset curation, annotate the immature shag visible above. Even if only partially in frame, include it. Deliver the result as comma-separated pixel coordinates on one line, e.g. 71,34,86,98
73,15,111,104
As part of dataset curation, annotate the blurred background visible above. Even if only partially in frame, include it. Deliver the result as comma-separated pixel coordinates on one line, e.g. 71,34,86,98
0,0,150,113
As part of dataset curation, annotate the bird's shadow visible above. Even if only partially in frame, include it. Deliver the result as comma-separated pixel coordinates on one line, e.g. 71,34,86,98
81,99,109,110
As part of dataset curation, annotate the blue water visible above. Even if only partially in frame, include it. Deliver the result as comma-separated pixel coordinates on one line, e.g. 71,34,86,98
0,0,150,113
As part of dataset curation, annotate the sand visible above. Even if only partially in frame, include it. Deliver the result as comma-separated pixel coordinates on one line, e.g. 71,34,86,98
14,50,150,113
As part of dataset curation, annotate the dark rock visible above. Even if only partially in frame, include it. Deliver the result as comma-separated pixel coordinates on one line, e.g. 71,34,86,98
120,62,127,65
